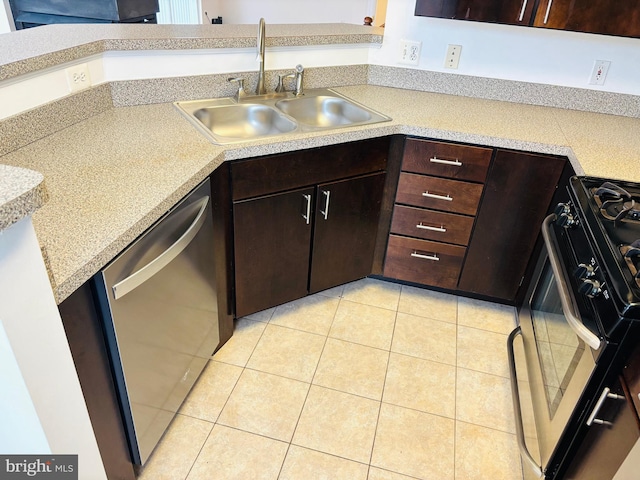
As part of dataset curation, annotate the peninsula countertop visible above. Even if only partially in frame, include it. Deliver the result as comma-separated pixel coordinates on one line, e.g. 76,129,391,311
1,84,639,303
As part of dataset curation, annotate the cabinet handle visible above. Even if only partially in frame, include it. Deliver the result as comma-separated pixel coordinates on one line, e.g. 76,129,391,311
416,223,446,233
429,156,462,167
518,0,528,22
411,251,440,261
543,0,553,24
422,191,453,202
586,387,625,426
302,194,312,224
320,190,331,220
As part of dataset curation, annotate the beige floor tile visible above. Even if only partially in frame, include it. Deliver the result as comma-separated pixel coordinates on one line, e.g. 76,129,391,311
313,338,389,400
269,293,340,335
371,403,455,480
317,284,346,298
383,353,456,418
293,385,379,464
398,285,458,323
392,312,457,365
279,445,369,480
329,300,396,350
247,324,326,382
138,414,213,480
456,368,515,434
217,369,309,442
187,425,287,480
341,278,401,310
455,421,523,480
243,307,276,323
457,297,517,334
178,361,242,423
457,326,510,378
368,467,423,480
212,318,266,367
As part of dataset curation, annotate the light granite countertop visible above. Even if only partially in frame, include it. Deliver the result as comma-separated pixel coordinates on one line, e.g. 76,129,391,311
1,85,639,303
0,164,48,231
0,23,383,81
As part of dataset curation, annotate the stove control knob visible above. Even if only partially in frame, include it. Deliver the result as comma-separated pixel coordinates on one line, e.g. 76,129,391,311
578,279,602,298
575,263,596,279
554,203,571,216
556,212,577,228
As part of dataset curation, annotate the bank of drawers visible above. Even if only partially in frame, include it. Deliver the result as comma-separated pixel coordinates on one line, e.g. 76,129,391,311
383,138,492,289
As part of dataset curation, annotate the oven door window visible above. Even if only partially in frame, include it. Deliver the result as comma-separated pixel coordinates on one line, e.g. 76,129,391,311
531,259,586,418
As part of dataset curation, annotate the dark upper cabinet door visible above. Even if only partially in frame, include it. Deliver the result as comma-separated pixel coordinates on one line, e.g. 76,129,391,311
415,0,534,24
309,172,386,294
457,149,566,301
233,186,314,317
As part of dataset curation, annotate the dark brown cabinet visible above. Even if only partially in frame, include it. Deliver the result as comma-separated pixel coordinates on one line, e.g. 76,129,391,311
231,137,391,318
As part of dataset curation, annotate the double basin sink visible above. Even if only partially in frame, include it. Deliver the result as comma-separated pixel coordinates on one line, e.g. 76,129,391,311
174,88,391,145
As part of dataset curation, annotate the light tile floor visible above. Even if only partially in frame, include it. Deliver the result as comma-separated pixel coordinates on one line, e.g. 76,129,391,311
138,278,524,480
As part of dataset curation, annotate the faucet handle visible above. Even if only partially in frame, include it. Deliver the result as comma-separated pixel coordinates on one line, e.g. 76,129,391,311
227,77,246,100
276,73,295,93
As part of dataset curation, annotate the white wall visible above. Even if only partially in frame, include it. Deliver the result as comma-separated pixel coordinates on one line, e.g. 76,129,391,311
201,0,375,25
372,0,640,95
0,0,15,33
0,218,107,479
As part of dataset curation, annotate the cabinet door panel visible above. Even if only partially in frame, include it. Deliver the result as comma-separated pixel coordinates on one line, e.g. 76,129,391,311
234,187,313,317
309,172,386,294
458,149,566,300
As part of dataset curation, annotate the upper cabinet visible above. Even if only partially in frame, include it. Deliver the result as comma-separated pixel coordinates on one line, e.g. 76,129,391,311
415,0,640,38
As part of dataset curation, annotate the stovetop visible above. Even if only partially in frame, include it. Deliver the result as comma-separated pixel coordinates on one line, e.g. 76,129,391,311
570,176,640,320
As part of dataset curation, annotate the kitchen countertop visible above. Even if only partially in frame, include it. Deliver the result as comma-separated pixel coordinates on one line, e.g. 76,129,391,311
0,164,47,231
1,84,639,303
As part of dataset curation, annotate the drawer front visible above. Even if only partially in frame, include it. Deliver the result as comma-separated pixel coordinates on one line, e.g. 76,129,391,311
391,205,474,246
403,138,492,182
396,173,483,216
383,235,465,289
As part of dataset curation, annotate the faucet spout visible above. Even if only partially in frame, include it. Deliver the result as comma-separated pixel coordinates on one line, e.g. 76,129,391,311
256,18,266,95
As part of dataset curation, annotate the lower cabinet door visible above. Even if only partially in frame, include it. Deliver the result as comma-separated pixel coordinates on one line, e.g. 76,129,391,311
234,186,314,317
309,172,386,294
383,235,466,289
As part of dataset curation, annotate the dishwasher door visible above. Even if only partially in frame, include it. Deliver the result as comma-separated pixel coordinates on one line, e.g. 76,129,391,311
95,178,220,465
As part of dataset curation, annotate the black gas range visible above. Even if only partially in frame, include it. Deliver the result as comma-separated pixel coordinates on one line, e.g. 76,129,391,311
511,175,640,480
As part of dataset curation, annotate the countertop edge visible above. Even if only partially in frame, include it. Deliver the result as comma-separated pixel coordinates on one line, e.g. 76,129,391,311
0,165,48,231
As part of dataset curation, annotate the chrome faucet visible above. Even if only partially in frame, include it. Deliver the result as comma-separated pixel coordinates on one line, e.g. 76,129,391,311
256,18,266,95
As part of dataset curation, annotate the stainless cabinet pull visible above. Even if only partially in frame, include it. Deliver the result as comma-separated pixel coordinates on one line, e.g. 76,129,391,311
542,214,602,350
320,190,330,220
586,387,625,426
518,0,528,21
411,251,440,261
429,156,462,167
422,191,453,202
416,223,446,233
112,196,210,300
543,0,553,24
507,327,544,477
302,194,312,224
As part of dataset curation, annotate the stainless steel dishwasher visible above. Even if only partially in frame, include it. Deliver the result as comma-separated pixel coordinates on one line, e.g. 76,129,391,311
94,178,220,465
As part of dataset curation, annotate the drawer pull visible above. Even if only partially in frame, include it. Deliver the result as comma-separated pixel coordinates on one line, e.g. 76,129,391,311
422,191,453,202
416,223,446,233
411,251,440,261
429,156,462,167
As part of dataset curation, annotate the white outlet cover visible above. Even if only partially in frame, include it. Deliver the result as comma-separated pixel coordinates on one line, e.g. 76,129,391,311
445,45,462,69
65,64,92,93
399,40,421,66
589,60,611,86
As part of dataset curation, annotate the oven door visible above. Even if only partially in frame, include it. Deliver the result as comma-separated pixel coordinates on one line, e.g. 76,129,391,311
509,214,603,479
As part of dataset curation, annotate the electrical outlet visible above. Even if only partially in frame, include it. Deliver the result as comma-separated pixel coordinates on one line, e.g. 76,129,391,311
445,45,462,69
399,40,421,66
589,60,610,85
65,64,91,93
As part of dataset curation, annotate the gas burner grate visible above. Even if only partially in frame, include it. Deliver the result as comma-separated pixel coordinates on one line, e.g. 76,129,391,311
592,181,640,227
621,240,640,289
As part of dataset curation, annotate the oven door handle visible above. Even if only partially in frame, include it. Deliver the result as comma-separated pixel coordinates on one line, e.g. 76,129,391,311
542,214,602,350
507,326,544,478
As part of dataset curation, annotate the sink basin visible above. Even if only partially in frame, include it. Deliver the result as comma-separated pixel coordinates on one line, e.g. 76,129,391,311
191,103,296,141
276,95,373,127
174,89,391,145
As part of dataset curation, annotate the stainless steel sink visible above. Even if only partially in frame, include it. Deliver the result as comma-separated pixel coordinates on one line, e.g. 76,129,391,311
174,89,391,145
276,95,373,127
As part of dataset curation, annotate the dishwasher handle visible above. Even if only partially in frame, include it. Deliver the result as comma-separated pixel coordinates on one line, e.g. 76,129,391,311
112,196,210,300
